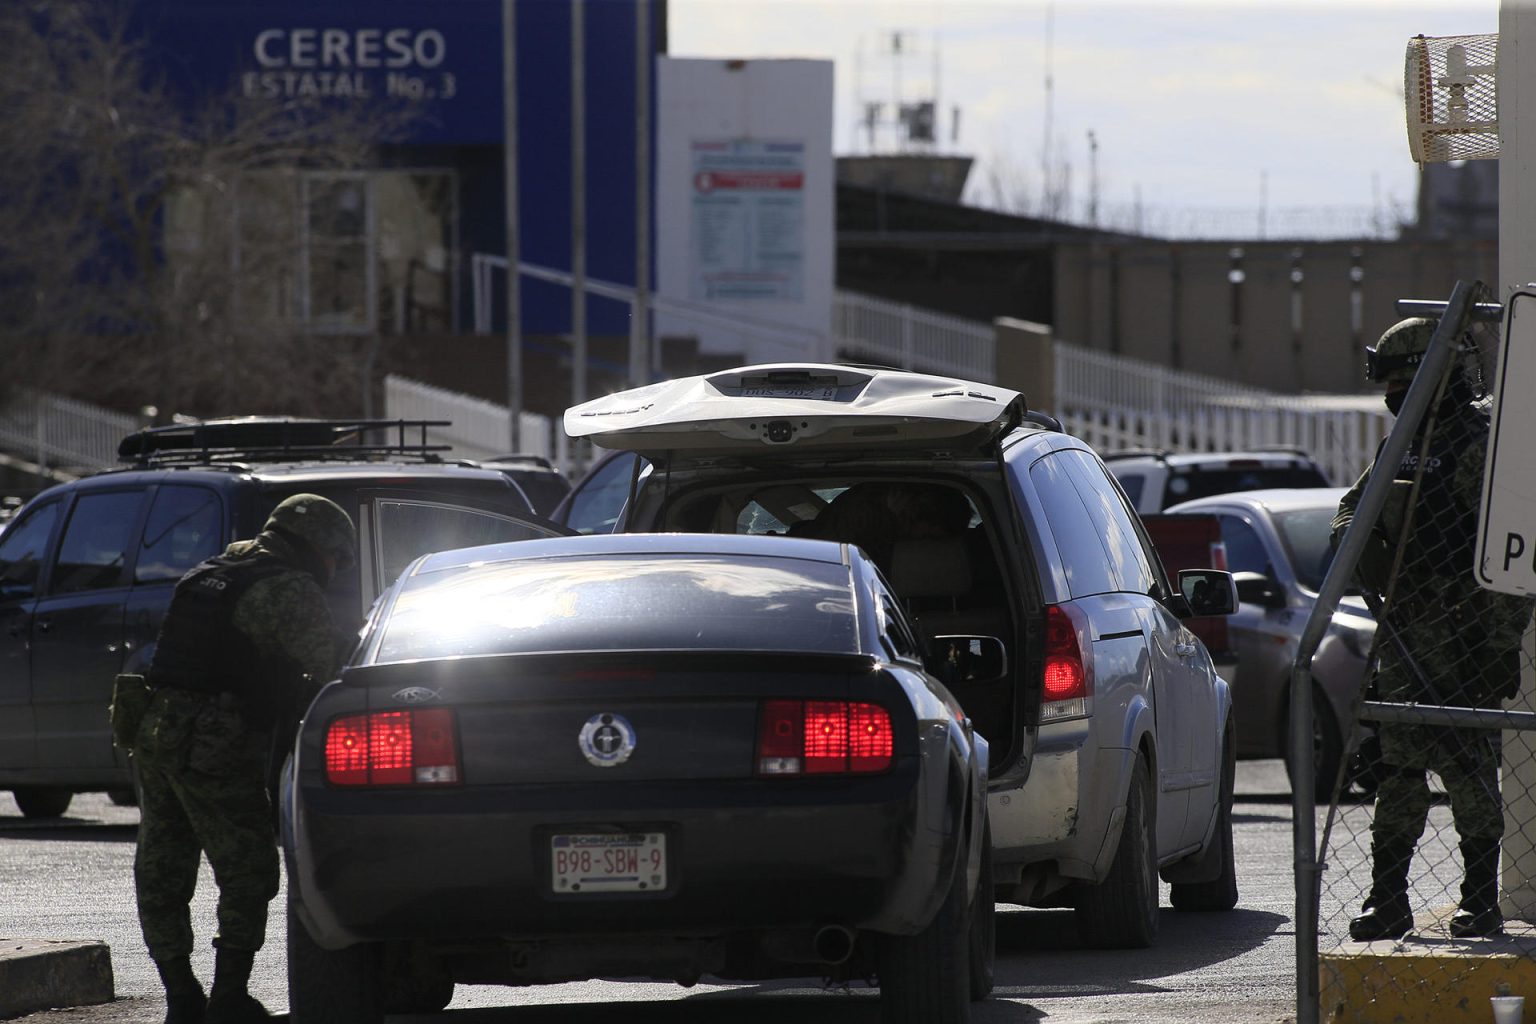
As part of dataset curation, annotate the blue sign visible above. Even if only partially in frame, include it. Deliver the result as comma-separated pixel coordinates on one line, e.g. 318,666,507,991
135,0,504,144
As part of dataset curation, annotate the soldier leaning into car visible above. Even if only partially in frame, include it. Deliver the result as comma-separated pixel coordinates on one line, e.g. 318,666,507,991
134,493,356,1024
1333,317,1536,943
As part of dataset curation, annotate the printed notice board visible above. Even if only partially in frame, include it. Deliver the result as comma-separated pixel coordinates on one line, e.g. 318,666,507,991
690,139,805,301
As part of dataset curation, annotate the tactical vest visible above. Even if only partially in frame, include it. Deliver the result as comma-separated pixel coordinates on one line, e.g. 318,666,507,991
149,553,293,714
1396,402,1485,578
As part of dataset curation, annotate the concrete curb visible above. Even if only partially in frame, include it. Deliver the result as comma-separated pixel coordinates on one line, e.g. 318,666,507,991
0,939,114,1020
1320,910,1536,1023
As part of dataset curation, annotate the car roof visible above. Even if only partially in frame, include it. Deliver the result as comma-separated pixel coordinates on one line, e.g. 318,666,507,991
563,362,1025,457
1106,448,1322,468
1164,486,1350,515
410,531,854,577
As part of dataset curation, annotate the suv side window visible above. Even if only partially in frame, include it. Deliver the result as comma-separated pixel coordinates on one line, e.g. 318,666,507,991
1029,452,1117,598
136,486,224,584
563,452,643,534
1060,450,1158,596
0,501,61,601
52,490,148,594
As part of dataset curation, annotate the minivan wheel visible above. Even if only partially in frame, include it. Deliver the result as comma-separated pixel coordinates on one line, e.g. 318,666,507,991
12,787,72,819
1075,753,1158,949
287,901,383,1024
1171,734,1239,912
877,838,972,1024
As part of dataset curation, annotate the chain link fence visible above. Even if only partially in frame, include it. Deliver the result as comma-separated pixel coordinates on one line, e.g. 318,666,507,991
1296,280,1536,1022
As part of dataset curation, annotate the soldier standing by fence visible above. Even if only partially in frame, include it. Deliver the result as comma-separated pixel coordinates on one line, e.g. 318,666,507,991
1334,317,1536,941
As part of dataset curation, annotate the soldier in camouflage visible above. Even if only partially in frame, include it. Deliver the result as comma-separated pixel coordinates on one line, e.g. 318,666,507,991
1334,317,1536,941
135,494,356,1023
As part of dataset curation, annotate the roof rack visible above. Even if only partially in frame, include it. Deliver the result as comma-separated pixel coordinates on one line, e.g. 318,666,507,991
118,417,454,468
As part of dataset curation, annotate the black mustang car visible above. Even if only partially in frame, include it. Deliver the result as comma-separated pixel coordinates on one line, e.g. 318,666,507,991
281,532,994,1023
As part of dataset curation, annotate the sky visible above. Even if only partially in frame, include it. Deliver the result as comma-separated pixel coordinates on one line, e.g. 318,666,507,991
668,0,1499,237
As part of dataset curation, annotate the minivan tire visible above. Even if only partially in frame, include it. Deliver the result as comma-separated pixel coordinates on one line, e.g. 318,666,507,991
1171,735,1239,912
1075,754,1158,949
287,901,383,1024
1286,686,1344,804
12,787,72,819
877,837,972,1024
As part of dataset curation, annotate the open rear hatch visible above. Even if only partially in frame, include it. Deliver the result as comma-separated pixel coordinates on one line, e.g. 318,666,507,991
564,363,1025,458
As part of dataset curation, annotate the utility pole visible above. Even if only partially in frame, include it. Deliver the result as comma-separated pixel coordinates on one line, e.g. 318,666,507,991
1087,129,1099,226
571,0,588,418
502,0,521,451
630,0,651,387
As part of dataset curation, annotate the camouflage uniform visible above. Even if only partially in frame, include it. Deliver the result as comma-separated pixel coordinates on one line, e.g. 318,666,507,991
1335,318,1536,941
135,494,354,1023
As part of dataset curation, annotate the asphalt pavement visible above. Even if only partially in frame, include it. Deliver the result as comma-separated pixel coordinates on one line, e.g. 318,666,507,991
1,762,1312,1023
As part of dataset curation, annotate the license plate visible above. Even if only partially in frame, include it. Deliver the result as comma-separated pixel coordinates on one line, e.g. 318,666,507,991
739,383,837,400
550,832,667,893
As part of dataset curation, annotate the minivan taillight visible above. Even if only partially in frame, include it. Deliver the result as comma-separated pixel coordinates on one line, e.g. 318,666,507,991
1043,604,1091,722
325,708,461,787
756,700,894,776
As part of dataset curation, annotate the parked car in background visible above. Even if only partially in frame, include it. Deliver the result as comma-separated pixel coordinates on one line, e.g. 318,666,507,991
283,532,993,1023
464,453,572,516
560,361,1240,949
1163,488,1377,801
0,417,566,819
1106,448,1331,514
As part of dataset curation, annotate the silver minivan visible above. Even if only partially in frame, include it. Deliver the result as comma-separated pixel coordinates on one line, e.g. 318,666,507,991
563,362,1240,949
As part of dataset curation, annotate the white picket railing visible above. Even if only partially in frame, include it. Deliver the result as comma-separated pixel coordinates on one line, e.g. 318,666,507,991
383,375,567,468
0,391,139,473
833,291,995,380
1053,345,1389,486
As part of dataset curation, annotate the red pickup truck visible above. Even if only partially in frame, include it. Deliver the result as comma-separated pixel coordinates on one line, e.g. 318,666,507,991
1142,513,1233,664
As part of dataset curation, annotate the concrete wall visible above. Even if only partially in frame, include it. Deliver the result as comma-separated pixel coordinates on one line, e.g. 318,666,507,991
1054,239,1498,395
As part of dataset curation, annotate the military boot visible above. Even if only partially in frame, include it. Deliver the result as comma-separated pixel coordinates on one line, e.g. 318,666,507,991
1349,836,1416,941
1449,838,1504,938
154,955,206,1024
204,948,271,1023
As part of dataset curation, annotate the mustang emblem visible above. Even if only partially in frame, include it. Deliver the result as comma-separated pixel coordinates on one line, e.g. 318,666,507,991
579,713,636,768
391,687,440,705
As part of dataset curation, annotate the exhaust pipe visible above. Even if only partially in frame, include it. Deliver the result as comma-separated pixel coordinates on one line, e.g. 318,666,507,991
812,925,855,965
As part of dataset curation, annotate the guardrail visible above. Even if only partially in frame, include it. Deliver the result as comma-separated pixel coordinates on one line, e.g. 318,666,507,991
0,391,138,474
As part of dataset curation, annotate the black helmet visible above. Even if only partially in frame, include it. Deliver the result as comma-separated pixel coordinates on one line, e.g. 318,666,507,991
264,493,356,570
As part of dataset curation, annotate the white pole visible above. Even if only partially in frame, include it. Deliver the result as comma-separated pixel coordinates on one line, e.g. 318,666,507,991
502,0,522,451
571,0,588,415
1499,0,1536,923
631,0,651,387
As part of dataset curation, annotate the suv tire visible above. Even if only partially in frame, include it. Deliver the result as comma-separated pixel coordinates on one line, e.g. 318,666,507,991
1075,754,1158,949
1286,686,1343,803
287,901,383,1024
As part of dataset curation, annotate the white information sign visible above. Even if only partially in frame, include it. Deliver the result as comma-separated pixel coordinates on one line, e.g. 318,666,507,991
689,139,805,301
1477,289,1536,595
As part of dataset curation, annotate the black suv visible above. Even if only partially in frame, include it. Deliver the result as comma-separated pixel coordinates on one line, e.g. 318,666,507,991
0,418,564,818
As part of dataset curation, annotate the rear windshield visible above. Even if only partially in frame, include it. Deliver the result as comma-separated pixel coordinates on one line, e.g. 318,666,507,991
1161,465,1329,508
371,553,857,663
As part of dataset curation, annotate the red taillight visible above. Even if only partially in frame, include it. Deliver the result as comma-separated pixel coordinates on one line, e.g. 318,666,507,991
1043,605,1089,708
756,700,893,776
325,708,461,787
